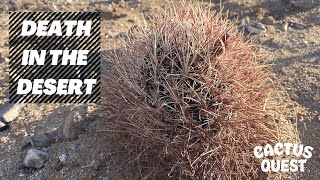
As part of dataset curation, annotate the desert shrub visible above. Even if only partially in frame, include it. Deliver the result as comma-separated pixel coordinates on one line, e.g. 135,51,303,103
100,2,298,179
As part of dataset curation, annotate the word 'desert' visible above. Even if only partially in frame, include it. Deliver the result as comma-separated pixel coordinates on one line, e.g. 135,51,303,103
17,79,96,95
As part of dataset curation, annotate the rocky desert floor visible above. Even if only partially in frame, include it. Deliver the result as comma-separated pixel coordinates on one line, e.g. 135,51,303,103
0,0,319,179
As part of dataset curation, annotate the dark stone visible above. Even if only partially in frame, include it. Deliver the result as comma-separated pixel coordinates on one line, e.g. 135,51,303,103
22,149,49,169
30,132,55,147
0,117,9,132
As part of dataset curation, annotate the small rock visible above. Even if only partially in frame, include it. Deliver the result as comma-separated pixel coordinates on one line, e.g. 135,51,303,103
238,17,250,32
293,0,320,9
255,7,267,19
59,154,67,163
34,175,42,180
281,0,293,4
23,149,49,169
262,16,276,25
279,21,288,32
246,22,266,34
115,32,128,39
18,173,26,177
106,31,113,38
21,2,31,10
127,18,136,23
290,93,299,101
91,0,108,2
69,143,79,151
83,7,96,12
302,40,309,46
288,21,307,30
63,114,78,140
0,117,9,132
0,102,25,122
63,106,86,140
240,16,250,26
8,2,18,11
30,132,54,147
118,1,127,8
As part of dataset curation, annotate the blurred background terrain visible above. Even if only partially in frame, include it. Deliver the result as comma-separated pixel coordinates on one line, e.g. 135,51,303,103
0,0,319,179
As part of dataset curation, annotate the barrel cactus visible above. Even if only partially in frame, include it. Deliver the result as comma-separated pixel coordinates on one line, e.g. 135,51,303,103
100,2,299,179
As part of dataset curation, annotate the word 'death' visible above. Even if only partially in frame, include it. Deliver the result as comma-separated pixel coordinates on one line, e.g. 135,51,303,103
21,20,92,36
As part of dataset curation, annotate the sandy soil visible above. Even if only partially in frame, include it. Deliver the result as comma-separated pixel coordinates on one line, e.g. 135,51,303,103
0,0,319,179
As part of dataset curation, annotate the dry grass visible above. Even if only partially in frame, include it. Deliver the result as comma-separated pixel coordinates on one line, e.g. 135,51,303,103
99,2,299,179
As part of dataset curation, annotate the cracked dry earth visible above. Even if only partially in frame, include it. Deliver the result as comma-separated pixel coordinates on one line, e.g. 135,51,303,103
0,0,319,179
